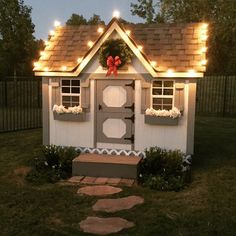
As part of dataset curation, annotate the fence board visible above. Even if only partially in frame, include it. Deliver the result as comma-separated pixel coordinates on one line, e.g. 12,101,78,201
196,76,236,117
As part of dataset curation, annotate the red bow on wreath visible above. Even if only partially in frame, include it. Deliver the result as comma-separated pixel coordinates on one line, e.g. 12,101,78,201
106,56,121,77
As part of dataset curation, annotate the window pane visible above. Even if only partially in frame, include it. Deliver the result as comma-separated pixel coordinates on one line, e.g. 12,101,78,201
62,102,71,108
72,80,80,86
163,98,172,105
152,88,162,95
164,81,173,87
71,87,80,94
153,105,162,110
153,81,162,87
62,96,70,102
163,105,172,110
153,98,162,105
163,89,173,95
71,102,80,106
62,80,70,86
72,96,79,102
62,87,70,93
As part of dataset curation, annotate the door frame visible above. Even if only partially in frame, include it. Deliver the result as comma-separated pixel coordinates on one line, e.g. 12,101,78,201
94,77,135,149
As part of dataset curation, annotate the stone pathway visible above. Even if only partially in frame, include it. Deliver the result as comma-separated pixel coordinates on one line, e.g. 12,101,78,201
68,176,135,186
77,185,122,196
79,217,134,235
77,184,144,235
92,196,144,213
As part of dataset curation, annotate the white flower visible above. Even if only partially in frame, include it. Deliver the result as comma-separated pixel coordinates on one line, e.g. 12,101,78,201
44,161,48,166
145,107,181,118
53,104,83,114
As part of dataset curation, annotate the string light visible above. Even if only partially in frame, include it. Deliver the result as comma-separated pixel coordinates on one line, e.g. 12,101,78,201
201,59,207,66
137,45,143,51
201,47,207,53
113,10,120,18
49,30,55,36
125,30,131,36
61,66,67,71
87,41,94,48
97,27,104,33
188,69,196,77
44,40,49,46
44,67,49,72
167,69,174,77
33,62,40,69
77,57,83,63
151,61,157,67
54,20,61,28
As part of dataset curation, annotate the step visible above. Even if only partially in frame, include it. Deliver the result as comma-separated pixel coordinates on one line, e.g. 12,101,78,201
72,153,142,179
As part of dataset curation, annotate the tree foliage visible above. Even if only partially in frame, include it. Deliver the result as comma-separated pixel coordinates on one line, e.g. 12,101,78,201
130,0,236,75
66,14,105,26
0,0,37,77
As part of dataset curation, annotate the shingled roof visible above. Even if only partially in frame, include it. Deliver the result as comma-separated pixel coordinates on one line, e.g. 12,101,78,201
34,18,207,76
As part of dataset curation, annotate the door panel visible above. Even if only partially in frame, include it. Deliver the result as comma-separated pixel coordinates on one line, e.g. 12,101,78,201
96,80,134,145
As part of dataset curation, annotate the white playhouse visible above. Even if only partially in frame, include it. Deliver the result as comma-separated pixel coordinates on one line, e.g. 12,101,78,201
34,17,207,157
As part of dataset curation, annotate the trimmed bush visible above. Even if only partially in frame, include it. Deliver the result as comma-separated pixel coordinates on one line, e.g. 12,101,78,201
139,147,190,191
26,145,80,184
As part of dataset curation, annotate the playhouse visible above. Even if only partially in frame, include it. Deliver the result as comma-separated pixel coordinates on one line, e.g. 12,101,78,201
34,17,207,156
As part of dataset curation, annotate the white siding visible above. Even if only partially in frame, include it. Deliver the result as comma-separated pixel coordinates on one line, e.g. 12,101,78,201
134,80,189,153
49,80,95,148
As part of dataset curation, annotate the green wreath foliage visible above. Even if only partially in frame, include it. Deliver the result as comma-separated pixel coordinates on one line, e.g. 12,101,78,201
99,39,133,68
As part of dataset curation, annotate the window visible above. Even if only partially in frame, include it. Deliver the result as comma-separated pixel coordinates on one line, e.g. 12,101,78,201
152,80,174,110
61,79,80,108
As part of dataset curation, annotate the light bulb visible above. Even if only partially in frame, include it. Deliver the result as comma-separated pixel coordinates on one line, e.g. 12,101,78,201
113,10,120,18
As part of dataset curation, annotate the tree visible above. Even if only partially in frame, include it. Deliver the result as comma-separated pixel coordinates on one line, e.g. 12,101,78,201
66,13,105,26
66,14,87,26
87,14,105,25
130,0,156,23
0,0,36,77
130,0,236,75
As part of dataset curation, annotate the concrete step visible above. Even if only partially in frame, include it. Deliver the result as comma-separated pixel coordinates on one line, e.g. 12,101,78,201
72,153,142,179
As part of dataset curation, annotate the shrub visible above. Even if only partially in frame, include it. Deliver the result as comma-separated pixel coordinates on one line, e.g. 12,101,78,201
26,145,80,184
139,147,190,191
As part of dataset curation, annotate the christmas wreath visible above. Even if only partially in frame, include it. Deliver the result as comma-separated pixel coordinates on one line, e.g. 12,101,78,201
99,39,133,69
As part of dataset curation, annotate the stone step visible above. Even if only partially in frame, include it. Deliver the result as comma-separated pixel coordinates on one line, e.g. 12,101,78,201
72,153,142,179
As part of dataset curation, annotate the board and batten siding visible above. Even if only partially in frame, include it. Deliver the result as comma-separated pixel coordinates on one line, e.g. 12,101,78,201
134,80,191,153
49,79,95,148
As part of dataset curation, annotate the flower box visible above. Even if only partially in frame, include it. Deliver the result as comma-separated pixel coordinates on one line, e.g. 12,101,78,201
53,111,86,122
144,115,179,126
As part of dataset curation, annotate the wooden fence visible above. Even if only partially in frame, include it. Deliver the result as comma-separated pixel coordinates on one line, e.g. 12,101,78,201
196,76,236,117
0,76,235,133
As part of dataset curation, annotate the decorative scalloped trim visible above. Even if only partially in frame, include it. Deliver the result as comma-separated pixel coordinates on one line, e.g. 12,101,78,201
76,147,145,158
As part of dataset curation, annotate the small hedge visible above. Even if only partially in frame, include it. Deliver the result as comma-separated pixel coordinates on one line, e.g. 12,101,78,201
26,145,80,184
139,147,191,191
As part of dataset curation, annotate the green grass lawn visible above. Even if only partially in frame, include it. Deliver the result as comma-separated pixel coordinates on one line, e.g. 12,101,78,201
0,117,236,236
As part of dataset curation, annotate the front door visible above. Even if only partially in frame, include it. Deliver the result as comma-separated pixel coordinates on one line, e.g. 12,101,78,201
96,79,135,149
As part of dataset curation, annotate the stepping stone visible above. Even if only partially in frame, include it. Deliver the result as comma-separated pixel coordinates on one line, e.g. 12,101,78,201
79,216,134,235
92,196,144,213
94,177,109,185
80,176,96,184
68,176,84,184
77,185,122,196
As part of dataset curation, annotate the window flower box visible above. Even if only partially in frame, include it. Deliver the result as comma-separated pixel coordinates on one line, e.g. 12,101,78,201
53,105,86,122
144,107,181,126
53,111,86,122
145,115,179,126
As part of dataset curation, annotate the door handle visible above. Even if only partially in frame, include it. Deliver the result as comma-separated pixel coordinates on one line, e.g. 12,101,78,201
98,104,102,110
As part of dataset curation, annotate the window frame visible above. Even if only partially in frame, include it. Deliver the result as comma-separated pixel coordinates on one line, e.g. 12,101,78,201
60,78,81,108
151,80,175,110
